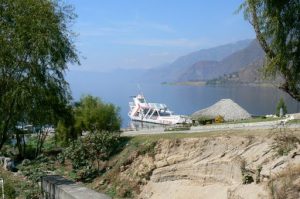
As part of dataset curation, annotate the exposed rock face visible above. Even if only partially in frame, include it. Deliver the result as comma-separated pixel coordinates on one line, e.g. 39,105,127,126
192,99,251,121
136,134,300,199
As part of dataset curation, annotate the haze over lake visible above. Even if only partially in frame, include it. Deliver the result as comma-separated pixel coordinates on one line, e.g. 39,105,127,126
67,70,300,127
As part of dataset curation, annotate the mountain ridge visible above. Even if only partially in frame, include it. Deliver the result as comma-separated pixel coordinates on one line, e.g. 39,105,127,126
177,39,265,81
143,39,253,82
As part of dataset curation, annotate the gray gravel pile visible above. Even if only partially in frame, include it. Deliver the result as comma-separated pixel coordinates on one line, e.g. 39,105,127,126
192,99,251,121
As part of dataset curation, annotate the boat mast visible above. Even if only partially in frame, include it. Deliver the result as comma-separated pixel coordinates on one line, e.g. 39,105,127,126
137,84,147,104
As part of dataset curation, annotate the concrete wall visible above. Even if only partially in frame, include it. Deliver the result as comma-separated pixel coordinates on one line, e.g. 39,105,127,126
41,175,111,199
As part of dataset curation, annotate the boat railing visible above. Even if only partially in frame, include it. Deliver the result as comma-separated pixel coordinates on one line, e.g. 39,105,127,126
148,103,167,110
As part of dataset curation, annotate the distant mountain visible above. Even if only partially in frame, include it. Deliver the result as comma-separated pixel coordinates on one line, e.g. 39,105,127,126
206,59,264,85
178,40,265,81
143,39,253,82
206,59,283,85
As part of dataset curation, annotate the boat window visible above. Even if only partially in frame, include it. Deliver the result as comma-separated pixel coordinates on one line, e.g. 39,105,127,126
152,111,158,116
139,98,145,103
159,111,171,116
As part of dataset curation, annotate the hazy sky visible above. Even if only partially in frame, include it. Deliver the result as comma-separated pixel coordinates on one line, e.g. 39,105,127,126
67,0,255,72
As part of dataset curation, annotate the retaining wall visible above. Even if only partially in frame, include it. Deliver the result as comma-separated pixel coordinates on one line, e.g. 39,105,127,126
41,175,111,199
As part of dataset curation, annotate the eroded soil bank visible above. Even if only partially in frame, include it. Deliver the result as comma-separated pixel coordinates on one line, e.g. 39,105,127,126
92,129,300,199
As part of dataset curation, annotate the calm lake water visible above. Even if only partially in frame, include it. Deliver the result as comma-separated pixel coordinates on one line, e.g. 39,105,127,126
68,71,300,127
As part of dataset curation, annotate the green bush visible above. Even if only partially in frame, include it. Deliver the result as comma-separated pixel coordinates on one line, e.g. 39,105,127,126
60,131,120,181
24,143,37,160
75,167,98,182
192,116,214,125
60,140,90,170
18,155,51,183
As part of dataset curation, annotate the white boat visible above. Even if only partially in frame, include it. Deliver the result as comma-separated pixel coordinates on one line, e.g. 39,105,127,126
128,94,191,125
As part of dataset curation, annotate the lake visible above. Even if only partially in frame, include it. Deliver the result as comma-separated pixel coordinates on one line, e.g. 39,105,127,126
67,70,300,127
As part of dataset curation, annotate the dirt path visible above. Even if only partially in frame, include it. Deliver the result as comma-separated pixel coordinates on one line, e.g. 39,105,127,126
122,119,300,136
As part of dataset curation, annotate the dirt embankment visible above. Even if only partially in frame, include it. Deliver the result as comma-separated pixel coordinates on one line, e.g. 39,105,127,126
94,129,300,199
141,133,300,199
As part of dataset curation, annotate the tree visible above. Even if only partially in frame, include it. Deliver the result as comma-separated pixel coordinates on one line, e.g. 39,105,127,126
56,120,70,147
276,97,288,117
239,0,300,101
0,0,79,150
55,105,78,147
74,95,121,133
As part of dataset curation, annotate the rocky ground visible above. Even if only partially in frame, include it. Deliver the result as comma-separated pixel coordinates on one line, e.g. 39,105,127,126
105,127,300,199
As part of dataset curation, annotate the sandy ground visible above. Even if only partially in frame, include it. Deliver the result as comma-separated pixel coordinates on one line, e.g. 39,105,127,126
139,180,268,199
140,181,230,199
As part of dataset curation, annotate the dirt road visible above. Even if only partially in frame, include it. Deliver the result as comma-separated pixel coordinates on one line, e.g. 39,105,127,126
122,119,300,136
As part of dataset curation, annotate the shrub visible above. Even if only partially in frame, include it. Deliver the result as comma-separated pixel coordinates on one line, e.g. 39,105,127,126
194,116,214,125
240,158,254,184
24,143,38,160
61,140,90,170
269,165,300,199
60,131,120,181
18,154,53,183
75,167,98,182
273,132,300,156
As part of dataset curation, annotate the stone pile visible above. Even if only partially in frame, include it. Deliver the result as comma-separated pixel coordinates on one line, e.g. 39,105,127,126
192,99,251,121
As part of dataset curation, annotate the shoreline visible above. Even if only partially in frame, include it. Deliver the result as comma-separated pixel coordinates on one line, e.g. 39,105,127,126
161,81,278,88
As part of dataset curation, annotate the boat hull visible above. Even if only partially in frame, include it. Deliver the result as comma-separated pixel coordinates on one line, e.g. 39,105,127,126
129,115,190,125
